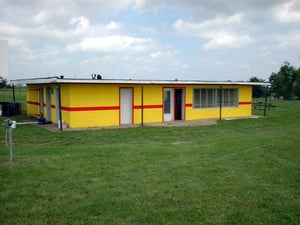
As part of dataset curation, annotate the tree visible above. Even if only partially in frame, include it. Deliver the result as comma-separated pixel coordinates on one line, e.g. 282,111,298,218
269,62,297,99
249,76,265,98
0,78,7,88
293,68,300,99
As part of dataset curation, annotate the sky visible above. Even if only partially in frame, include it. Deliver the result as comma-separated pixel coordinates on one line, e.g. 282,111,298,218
0,0,300,81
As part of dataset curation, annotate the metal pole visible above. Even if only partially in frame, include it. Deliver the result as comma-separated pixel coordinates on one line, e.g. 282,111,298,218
58,85,63,131
263,86,268,116
141,85,144,126
9,127,13,161
219,85,222,120
12,84,16,102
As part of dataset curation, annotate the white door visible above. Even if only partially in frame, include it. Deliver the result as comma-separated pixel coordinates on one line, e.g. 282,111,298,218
164,88,174,122
120,88,133,125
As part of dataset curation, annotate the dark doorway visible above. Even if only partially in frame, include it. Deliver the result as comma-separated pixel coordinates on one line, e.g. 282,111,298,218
175,89,184,120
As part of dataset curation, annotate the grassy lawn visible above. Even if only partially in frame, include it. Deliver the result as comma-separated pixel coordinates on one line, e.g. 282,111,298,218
0,99,299,224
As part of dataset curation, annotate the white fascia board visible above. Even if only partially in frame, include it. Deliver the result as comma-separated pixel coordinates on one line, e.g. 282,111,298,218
11,77,270,86
57,79,270,86
11,77,58,85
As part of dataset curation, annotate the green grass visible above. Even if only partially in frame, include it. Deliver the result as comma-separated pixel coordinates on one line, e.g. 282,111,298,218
0,100,300,224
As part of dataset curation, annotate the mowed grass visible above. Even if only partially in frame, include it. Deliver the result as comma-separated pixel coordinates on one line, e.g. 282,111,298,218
0,99,299,224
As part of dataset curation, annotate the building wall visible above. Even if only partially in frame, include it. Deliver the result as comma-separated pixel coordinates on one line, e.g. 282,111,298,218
26,86,40,116
62,84,165,127
26,83,253,128
185,85,252,120
64,84,120,127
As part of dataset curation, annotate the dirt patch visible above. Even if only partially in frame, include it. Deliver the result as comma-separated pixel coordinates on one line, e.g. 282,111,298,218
0,159,33,167
34,119,218,132
146,119,218,127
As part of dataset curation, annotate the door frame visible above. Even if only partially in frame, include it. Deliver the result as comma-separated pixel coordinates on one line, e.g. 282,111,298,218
163,87,185,122
119,87,134,125
163,88,174,122
174,88,185,121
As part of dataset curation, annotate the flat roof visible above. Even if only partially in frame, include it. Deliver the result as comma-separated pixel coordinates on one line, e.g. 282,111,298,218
12,76,269,86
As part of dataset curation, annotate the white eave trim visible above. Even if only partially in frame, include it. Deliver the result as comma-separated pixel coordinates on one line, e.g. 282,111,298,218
11,77,270,86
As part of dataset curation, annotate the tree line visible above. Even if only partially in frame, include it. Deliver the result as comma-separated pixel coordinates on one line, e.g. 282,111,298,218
250,62,300,99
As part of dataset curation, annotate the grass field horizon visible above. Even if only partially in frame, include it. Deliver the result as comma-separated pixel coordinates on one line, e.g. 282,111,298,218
0,91,299,224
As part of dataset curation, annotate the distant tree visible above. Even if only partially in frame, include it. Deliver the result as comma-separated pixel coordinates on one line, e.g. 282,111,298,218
269,62,297,99
249,76,265,98
0,78,7,88
293,68,300,99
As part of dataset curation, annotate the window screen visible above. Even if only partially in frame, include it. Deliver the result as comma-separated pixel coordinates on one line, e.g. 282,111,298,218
193,88,238,109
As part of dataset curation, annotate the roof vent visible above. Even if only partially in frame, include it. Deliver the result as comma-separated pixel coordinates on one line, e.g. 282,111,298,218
91,74,102,80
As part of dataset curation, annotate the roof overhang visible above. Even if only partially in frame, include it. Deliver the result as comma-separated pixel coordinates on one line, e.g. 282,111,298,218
11,77,270,86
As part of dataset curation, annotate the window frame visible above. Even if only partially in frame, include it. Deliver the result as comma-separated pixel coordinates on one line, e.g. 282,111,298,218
193,88,239,109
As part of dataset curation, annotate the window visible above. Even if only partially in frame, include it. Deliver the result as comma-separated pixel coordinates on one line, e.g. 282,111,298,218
164,90,171,113
193,88,238,109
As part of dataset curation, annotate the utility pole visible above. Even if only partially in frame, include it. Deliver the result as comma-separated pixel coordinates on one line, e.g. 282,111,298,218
219,85,223,120
9,125,13,161
263,85,269,116
3,119,15,161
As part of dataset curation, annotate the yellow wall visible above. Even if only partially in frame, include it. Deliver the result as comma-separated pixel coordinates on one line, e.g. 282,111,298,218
64,84,164,127
185,85,252,120
26,85,40,117
137,85,163,124
65,84,120,127
26,83,253,128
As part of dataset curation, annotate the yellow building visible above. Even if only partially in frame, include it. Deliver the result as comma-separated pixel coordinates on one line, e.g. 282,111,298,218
17,77,265,128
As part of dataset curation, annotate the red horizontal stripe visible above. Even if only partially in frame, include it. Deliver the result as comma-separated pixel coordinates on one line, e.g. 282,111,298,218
27,101,39,106
61,106,120,112
185,103,193,107
239,101,252,105
133,104,163,109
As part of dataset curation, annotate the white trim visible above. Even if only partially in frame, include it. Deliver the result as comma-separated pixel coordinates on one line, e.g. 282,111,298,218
11,77,270,86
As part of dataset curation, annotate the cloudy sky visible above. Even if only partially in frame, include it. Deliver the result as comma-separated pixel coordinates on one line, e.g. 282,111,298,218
0,0,300,81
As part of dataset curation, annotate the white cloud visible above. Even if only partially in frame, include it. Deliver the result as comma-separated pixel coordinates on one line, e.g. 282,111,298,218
173,14,242,32
202,32,253,50
149,51,161,59
259,46,270,56
65,35,155,53
33,10,50,24
0,22,22,35
273,0,300,23
70,16,90,32
106,21,121,30
148,48,178,60
173,14,254,50
278,29,300,48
